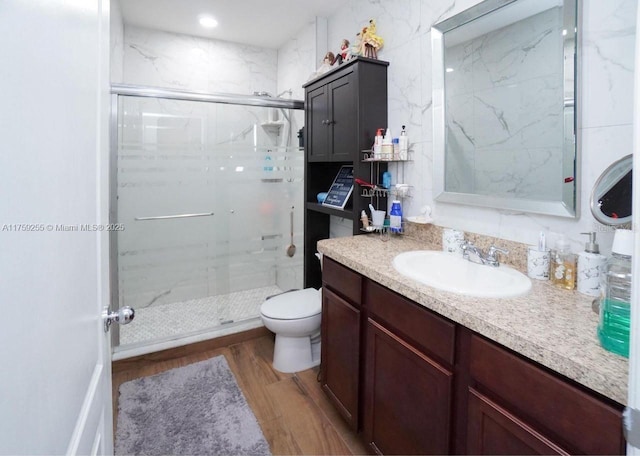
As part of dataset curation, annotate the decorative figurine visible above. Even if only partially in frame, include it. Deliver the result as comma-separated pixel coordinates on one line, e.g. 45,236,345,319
362,19,383,59
352,19,384,59
307,51,337,81
333,39,352,65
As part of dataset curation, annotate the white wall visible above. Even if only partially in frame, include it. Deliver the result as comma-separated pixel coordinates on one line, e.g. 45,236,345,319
326,0,636,255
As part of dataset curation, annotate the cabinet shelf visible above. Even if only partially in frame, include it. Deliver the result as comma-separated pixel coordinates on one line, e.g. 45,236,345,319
306,202,355,219
361,186,412,198
361,149,413,162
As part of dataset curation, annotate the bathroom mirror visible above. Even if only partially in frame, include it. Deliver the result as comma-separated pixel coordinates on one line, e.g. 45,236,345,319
432,0,578,217
591,155,632,226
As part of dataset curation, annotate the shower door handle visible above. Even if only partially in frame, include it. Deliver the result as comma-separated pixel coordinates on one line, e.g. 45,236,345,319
104,306,135,333
135,212,215,221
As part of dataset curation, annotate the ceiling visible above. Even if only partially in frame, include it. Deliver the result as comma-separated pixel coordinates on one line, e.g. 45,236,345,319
118,0,344,49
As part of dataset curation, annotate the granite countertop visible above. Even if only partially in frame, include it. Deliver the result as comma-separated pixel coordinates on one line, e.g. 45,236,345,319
317,235,629,405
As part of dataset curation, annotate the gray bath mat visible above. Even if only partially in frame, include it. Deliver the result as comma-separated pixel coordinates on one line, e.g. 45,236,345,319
115,355,271,455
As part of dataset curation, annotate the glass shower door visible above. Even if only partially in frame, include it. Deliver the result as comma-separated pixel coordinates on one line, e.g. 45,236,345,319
113,94,303,352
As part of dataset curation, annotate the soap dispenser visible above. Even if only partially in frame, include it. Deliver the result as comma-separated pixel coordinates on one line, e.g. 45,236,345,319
577,232,607,296
550,236,576,290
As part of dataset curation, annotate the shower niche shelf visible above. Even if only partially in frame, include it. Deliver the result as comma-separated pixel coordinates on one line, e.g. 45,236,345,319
261,121,286,135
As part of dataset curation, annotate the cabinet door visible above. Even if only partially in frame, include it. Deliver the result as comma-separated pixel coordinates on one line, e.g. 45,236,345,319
328,75,356,162
467,389,568,455
307,85,329,162
321,287,360,430
364,319,452,455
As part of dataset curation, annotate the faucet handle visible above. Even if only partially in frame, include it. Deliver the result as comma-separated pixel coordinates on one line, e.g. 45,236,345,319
488,245,509,256
486,245,509,266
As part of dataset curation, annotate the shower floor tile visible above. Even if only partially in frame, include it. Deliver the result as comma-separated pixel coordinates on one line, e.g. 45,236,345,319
119,285,284,346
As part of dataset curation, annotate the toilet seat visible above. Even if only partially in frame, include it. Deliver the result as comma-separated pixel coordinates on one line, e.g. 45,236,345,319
261,288,321,320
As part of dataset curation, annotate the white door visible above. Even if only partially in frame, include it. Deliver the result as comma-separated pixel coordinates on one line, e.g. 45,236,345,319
0,1,113,454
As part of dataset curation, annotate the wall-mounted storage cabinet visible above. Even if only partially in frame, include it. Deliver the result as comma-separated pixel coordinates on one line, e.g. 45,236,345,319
303,57,388,288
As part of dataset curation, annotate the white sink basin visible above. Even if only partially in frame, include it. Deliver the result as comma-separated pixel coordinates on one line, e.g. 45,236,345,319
393,250,531,298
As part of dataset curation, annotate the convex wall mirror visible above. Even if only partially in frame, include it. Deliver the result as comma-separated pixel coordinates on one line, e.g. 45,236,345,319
432,0,578,217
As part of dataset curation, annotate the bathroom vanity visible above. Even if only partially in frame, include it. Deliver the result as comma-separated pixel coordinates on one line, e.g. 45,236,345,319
318,235,627,455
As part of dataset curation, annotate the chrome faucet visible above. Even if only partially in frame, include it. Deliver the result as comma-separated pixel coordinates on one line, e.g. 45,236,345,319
460,240,509,267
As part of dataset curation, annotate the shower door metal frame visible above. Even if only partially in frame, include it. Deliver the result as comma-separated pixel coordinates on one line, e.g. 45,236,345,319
108,85,303,350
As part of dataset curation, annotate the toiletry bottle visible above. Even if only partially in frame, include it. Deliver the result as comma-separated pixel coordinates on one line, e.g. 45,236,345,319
390,200,402,233
382,171,392,189
263,150,273,172
577,232,607,297
360,210,370,229
373,128,384,159
392,138,399,159
399,125,408,160
550,236,576,290
382,128,393,159
597,229,633,357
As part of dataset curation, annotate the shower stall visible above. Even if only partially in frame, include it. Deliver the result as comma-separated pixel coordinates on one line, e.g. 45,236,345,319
110,85,304,358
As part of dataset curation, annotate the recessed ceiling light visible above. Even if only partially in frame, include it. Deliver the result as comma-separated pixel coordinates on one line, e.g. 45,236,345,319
199,15,218,28
446,68,454,73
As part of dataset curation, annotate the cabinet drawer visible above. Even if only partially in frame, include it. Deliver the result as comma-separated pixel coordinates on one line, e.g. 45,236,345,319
365,280,455,365
469,335,624,455
322,257,362,306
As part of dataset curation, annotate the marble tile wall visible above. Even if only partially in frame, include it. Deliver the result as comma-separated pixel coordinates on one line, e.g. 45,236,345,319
122,25,278,96
325,0,636,256
110,0,124,83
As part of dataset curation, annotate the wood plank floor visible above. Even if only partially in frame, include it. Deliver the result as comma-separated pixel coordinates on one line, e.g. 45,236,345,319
112,334,369,455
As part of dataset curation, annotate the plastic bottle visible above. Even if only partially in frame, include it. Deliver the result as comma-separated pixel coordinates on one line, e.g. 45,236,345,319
577,232,607,296
382,128,393,159
360,210,370,229
390,200,402,233
392,138,399,159
399,125,408,160
598,229,633,357
263,151,273,172
550,236,576,290
373,128,384,159
382,171,392,189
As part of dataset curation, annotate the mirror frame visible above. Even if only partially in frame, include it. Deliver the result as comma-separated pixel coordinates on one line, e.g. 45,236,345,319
431,0,580,218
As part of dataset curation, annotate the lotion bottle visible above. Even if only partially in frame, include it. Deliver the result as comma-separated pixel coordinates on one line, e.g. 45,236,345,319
577,232,607,297
399,125,409,160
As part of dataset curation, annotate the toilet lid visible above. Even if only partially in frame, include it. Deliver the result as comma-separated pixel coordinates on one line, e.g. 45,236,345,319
261,288,321,320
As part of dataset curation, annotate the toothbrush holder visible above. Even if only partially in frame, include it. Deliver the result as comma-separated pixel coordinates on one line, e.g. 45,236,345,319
527,247,550,280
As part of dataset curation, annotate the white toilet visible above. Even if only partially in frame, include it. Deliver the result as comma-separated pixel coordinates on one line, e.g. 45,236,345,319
260,287,322,373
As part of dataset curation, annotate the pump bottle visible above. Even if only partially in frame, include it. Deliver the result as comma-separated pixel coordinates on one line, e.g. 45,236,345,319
577,232,607,296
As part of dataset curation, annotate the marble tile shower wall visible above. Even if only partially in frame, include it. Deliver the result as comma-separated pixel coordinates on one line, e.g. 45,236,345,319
445,7,565,201
326,0,636,255
122,25,278,95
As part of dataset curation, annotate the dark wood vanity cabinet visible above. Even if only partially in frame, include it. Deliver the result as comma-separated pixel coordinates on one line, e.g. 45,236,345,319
466,334,625,455
320,257,363,430
364,281,455,455
320,259,626,455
